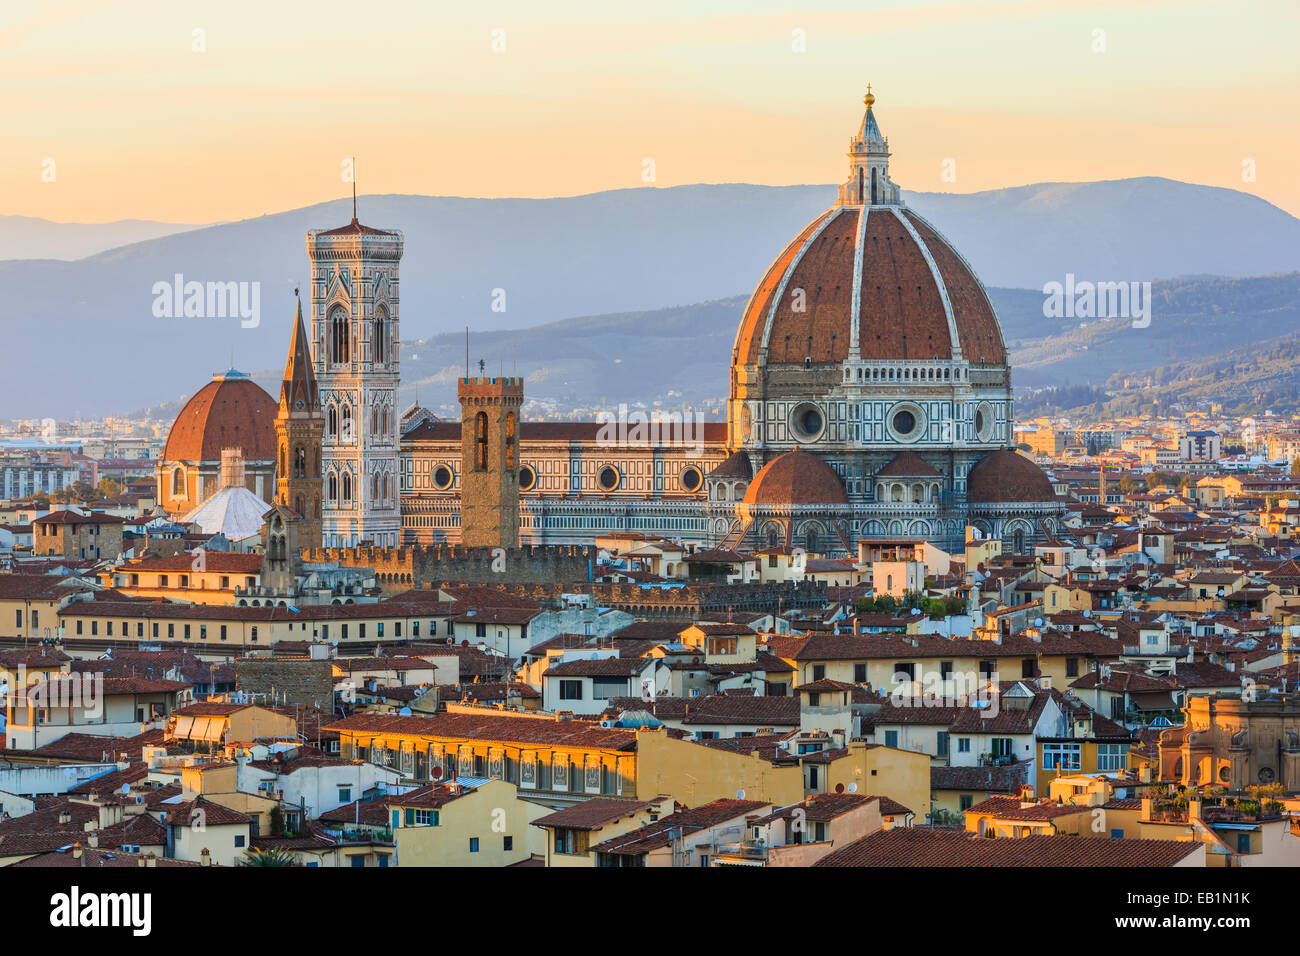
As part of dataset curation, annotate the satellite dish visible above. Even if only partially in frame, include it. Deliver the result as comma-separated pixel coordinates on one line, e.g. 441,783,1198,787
120,783,130,794
398,707,412,716
1083,609,1092,618
736,789,745,800
1034,618,1043,627
848,782,858,793
835,783,845,794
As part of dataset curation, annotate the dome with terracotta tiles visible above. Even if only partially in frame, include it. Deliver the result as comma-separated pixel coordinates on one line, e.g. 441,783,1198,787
714,90,1059,556
163,370,277,463
966,449,1057,504
733,202,1005,369
741,447,848,510
732,93,1004,372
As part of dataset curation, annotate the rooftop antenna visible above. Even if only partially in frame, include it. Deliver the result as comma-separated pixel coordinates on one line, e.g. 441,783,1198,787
465,327,469,380
351,157,358,222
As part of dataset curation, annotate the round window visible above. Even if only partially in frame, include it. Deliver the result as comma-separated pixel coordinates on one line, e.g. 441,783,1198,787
892,410,916,435
974,402,995,442
789,403,825,443
598,466,620,492
680,466,703,492
432,465,454,490
518,464,537,492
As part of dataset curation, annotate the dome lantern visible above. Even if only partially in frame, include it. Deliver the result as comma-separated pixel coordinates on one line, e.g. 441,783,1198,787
838,85,901,207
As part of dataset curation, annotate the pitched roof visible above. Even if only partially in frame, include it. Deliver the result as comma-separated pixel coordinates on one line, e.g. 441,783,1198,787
589,799,770,855
814,829,1203,867
324,712,637,751
532,797,662,831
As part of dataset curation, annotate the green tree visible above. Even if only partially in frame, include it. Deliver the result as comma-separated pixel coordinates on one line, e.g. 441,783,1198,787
97,477,124,498
241,847,296,867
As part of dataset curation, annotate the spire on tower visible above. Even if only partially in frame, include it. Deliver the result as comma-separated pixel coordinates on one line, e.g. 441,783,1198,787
351,156,358,223
281,294,319,413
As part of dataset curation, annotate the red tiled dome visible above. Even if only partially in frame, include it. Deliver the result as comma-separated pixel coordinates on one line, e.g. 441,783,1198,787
163,372,277,463
709,450,753,480
732,204,1005,368
967,450,1056,504
743,448,848,508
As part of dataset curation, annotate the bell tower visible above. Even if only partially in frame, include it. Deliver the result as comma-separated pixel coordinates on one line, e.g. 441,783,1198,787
307,209,404,547
275,293,325,544
458,375,522,548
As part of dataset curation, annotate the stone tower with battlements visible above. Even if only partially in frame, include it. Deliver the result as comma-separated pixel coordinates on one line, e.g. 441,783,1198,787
458,376,522,548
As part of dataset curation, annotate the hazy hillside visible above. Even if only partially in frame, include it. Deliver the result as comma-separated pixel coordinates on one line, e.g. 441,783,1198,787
4,178,1300,417
0,215,203,260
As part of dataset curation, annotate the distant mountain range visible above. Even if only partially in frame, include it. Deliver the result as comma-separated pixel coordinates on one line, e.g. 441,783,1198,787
3,177,1299,418
0,215,203,261
130,272,1300,426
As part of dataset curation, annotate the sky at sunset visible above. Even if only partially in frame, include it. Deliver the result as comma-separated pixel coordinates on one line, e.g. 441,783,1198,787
4,0,1298,223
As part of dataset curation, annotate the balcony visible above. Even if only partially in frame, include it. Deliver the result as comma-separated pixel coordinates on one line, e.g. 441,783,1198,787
331,826,395,846
714,841,769,863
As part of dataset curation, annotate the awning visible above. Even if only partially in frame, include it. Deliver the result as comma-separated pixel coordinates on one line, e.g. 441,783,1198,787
172,715,195,738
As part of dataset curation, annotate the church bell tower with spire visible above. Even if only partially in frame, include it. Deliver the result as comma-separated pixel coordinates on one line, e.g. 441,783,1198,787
275,293,325,544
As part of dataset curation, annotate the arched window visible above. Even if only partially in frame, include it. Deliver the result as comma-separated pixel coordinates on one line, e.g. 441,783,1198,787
341,404,353,443
171,467,184,497
372,473,380,504
327,473,337,503
373,310,387,366
341,472,352,504
293,446,306,479
806,528,819,554
329,307,350,365
474,412,489,471
505,412,516,469
295,494,305,516
381,473,390,503
327,405,338,438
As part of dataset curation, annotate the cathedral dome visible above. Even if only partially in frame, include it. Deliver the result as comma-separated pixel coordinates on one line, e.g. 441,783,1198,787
742,448,848,508
966,449,1056,504
731,91,1005,371
163,371,277,463
733,205,1004,368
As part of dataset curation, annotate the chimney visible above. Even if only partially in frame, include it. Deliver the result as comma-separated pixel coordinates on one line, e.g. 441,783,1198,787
1141,797,1153,821
145,852,157,868
87,832,99,848
200,848,211,866
71,842,83,859
852,616,860,637
1189,797,1202,821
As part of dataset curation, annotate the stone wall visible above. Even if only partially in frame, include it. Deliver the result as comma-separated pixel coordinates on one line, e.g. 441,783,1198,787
302,544,593,591
236,658,334,709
